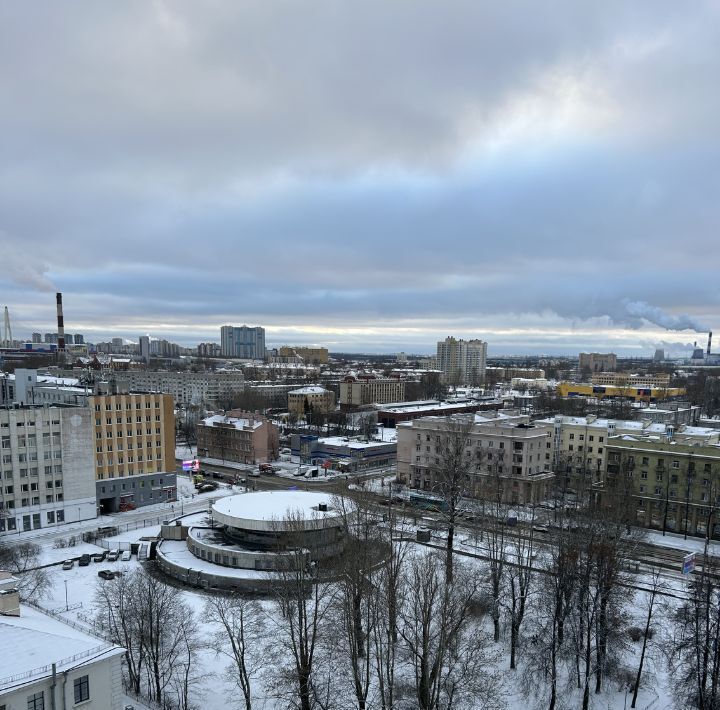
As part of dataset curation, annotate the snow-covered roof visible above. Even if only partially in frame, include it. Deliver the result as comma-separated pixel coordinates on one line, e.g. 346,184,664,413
288,386,331,395
201,414,262,430
212,491,340,531
0,606,124,692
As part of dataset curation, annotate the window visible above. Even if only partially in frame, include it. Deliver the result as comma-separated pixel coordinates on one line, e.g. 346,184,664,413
672,460,680,469
57,510,64,522
74,675,89,704
47,511,55,524
27,691,45,710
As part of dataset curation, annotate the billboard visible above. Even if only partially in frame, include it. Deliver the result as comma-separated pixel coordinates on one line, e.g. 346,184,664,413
682,552,696,575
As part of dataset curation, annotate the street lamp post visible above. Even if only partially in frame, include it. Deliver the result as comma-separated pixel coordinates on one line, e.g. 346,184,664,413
64,580,68,611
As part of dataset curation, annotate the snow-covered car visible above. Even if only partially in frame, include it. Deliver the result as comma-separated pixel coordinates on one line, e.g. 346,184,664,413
120,550,131,561
62,559,74,570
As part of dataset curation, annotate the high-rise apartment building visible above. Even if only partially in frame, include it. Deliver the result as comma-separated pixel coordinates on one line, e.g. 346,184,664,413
220,325,266,359
436,337,487,385
578,352,617,373
139,335,150,362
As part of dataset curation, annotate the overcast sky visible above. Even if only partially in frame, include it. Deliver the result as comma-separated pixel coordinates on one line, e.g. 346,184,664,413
1,1,718,355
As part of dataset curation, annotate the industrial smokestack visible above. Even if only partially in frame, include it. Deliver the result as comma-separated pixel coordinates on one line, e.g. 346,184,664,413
56,292,65,352
708,331,713,357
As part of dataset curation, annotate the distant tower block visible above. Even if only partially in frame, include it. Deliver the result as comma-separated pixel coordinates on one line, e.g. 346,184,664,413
2,306,12,347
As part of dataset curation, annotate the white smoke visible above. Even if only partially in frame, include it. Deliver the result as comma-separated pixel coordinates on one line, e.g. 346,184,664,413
1,235,57,292
622,299,708,333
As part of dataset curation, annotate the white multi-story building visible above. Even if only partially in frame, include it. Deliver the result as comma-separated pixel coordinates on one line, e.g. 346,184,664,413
115,370,245,406
0,573,125,710
0,405,96,534
436,337,487,385
397,412,553,504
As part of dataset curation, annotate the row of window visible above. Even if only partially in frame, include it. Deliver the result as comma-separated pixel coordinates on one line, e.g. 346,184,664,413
23,675,88,709
0,419,61,428
1,433,62,448
0,492,64,507
1,465,62,478
95,400,160,410
96,428,162,438
96,414,162,425
96,440,162,452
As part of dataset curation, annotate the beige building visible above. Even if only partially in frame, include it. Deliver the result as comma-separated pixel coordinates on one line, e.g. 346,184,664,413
397,413,553,505
579,352,617,373
90,391,175,482
278,345,329,364
590,372,671,388
339,374,405,409
533,414,720,482
197,410,279,464
287,386,336,417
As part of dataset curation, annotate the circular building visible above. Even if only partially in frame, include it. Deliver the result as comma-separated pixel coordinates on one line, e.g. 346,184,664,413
156,491,345,592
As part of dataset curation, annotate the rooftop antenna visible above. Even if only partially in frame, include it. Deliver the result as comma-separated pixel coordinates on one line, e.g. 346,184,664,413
2,306,12,347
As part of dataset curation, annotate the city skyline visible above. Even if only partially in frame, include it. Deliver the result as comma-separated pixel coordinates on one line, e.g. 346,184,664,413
1,2,718,355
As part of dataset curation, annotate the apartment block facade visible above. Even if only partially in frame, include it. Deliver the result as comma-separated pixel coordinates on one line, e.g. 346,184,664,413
220,325,266,359
605,436,720,538
0,405,96,534
90,391,176,512
533,414,719,482
339,374,406,410
287,386,336,417
436,337,487,385
116,370,245,406
197,411,279,464
578,352,617,373
396,414,553,505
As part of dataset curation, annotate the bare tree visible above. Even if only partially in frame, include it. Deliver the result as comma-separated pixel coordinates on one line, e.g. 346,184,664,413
94,568,199,708
399,552,503,710
0,539,51,600
372,494,411,710
269,511,336,710
631,566,665,708
504,505,537,668
668,538,720,709
432,415,476,584
206,594,264,710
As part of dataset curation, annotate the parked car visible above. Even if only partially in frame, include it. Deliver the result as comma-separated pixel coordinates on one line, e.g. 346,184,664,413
106,549,120,561
97,569,115,580
120,550,131,561
92,552,106,563
62,559,74,570
78,554,91,567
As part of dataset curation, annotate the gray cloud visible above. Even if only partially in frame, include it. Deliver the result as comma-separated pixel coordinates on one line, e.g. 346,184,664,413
0,1,718,352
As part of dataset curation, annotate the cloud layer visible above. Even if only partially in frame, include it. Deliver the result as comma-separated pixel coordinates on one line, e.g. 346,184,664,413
1,1,718,353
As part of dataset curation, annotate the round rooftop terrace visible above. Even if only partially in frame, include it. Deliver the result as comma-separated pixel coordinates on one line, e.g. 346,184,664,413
211,491,342,532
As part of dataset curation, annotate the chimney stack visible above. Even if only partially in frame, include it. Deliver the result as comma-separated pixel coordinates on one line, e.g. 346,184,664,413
708,331,713,357
56,292,65,353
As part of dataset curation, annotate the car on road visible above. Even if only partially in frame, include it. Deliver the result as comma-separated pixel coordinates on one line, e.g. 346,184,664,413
62,559,74,570
78,554,91,567
106,549,120,561
97,569,115,580
92,552,106,563
120,550,132,561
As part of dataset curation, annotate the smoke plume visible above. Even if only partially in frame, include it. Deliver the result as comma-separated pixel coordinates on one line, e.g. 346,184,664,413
621,299,708,333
